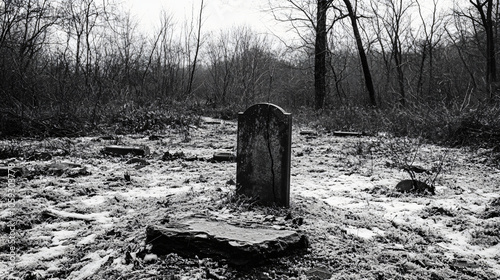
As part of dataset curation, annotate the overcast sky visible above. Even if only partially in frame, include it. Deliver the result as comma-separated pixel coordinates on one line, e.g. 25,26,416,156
125,0,281,36
123,0,455,45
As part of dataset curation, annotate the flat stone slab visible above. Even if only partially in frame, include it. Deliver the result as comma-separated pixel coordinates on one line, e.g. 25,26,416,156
299,130,317,136
212,151,235,162
332,131,363,137
102,145,150,156
146,218,308,266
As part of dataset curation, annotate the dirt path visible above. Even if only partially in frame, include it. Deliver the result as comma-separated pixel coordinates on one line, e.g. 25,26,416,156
1,119,499,279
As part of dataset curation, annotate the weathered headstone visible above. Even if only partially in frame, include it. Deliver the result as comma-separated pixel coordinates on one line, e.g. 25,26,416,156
236,103,292,207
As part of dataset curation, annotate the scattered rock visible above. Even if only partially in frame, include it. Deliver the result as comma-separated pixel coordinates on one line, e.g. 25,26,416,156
143,253,158,263
126,158,149,165
102,145,150,157
421,207,454,219
162,151,186,161
395,179,435,195
146,218,308,266
201,117,222,125
149,135,162,140
100,135,117,140
292,217,304,226
305,266,333,280
161,151,201,161
0,166,26,177
332,131,363,137
36,162,89,177
27,152,52,161
489,197,500,207
480,198,500,219
300,130,317,136
481,209,500,219
212,152,235,162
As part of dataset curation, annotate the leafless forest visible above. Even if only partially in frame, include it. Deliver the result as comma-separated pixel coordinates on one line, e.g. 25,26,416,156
0,0,499,145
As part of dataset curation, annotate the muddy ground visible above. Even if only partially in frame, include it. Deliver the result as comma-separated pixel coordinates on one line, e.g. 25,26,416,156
1,118,499,279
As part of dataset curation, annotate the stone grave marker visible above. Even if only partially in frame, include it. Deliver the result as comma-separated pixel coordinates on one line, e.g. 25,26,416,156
236,103,292,207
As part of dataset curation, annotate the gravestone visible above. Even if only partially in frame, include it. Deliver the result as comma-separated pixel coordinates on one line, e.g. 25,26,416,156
236,103,292,207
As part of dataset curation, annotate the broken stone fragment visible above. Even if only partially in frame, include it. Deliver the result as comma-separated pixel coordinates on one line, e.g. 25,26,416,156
27,152,52,161
102,145,150,156
0,166,26,177
43,162,89,177
332,131,363,137
299,130,317,136
395,179,435,195
126,158,149,165
201,116,222,125
212,152,235,162
100,135,117,140
305,266,333,279
146,218,308,266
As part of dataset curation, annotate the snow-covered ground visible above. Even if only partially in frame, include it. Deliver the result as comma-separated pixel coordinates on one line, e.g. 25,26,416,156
1,119,499,279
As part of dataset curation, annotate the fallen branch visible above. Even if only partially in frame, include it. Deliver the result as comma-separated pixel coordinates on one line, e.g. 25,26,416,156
42,208,96,221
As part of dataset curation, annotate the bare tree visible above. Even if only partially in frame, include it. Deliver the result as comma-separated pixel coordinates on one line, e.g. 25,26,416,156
0,0,58,112
268,0,339,109
315,0,328,109
452,0,498,98
342,0,377,106
470,0,497,96
415,0,445,98
186,0,205,97
269,0,377,107
206,29,236,106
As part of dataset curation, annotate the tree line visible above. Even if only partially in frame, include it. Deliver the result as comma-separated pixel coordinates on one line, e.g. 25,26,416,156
0,0,498,129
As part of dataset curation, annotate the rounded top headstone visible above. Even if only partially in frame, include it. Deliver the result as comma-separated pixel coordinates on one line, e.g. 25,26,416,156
240,103,289,116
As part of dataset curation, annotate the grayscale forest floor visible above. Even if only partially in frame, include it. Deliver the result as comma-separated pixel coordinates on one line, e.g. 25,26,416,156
1,118,499,279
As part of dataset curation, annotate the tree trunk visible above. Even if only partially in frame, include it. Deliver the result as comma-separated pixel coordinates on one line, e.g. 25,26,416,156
484,0,497,89
393,39,406,106
187,0,204,96
343,0,377,106
472,0,497,97
314,0,328,110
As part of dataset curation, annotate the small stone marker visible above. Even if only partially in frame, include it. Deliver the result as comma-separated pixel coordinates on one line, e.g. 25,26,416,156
146,218,308,266
236,103,292,207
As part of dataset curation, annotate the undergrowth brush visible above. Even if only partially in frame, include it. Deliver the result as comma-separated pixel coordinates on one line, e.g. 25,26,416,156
2,100,499,154
298,101,500,149
0,102,202,137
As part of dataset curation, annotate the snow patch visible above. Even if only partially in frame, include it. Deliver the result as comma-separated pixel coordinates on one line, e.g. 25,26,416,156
69,251,111,280
17,245,69,268
344,226,385,239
